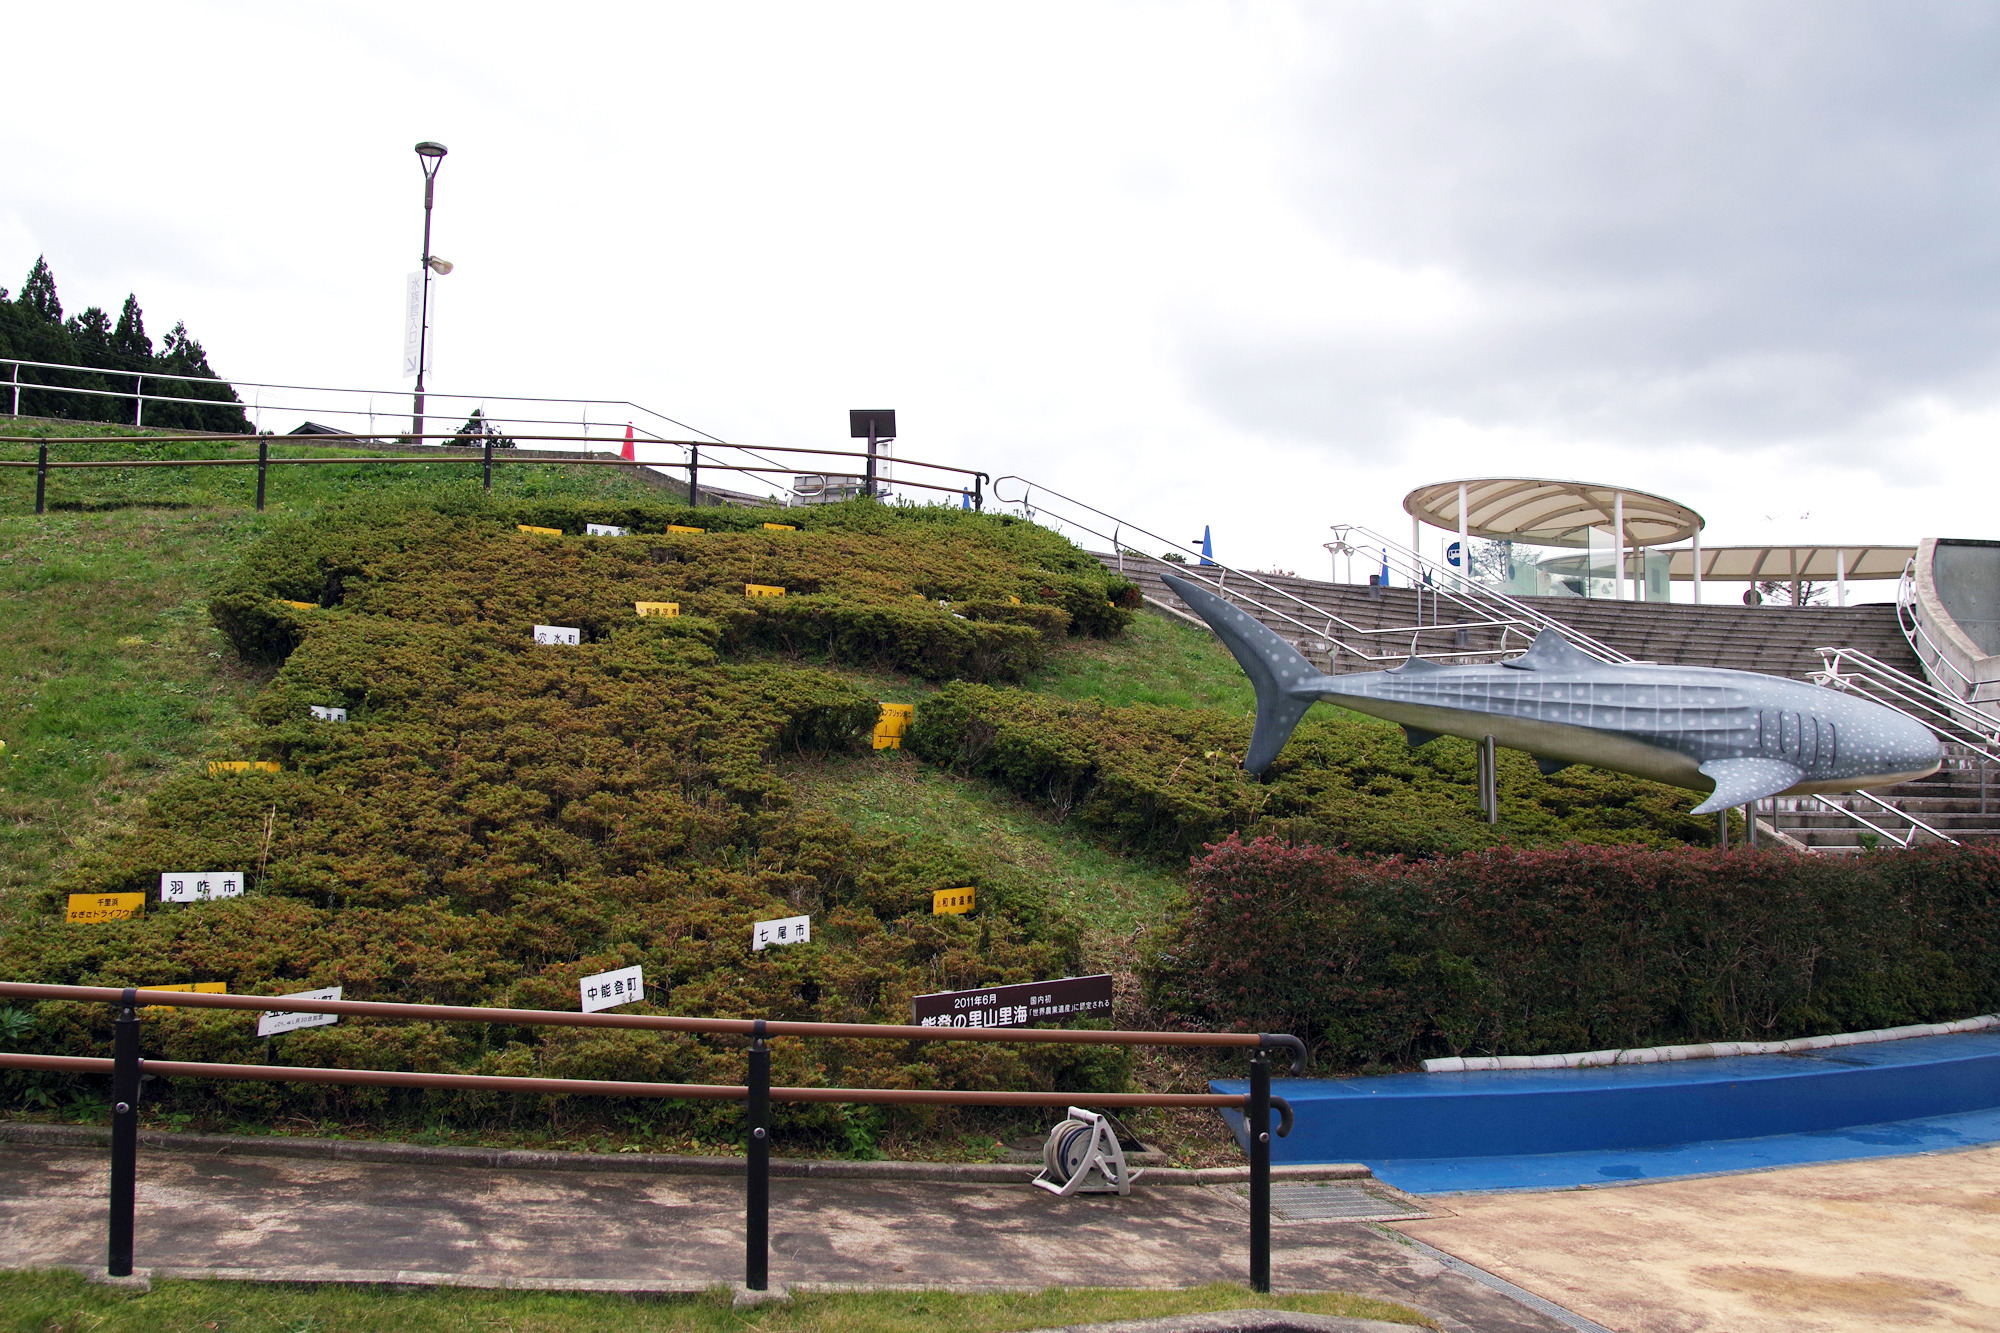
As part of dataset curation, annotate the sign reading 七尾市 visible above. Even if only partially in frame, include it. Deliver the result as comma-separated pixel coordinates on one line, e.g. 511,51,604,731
932,887,975,915
912,974,1112,1029
256,986,343,1037
586,523,628,537
579,964,644,1013
160,871,245,904
66,893,145,923
752,915,811,951
533,625,581,646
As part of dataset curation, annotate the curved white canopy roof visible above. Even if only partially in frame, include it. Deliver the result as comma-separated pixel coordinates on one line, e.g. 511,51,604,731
1404,477,1703,549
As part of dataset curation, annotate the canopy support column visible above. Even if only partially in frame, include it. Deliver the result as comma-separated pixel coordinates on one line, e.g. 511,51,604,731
1691,526,1703,605
1612,491,1626,601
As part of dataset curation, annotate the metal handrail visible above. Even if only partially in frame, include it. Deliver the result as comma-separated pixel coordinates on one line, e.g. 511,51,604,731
1812,646,2000,762
1798,790,1960,849
990,474,1627,667
0,981,1303,1292
1895,556,1983,698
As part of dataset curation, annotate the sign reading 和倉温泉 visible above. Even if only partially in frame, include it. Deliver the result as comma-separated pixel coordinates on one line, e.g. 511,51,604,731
912,974,1112,1029
751,915,811,951
533,625,581,646
256,986,342,1037
586,524,627,536
160,871,245,904
579,964,644,1013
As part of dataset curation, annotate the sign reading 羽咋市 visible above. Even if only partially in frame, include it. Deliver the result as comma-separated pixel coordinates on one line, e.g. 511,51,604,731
911,974,1112,1029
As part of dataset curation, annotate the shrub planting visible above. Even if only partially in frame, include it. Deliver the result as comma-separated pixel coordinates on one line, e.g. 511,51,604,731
0,497,1142,1140
908,683,1717,859
1146,836,2000,1070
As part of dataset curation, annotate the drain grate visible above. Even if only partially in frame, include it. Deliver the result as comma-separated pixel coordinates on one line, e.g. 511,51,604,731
1262,1182,1434,1223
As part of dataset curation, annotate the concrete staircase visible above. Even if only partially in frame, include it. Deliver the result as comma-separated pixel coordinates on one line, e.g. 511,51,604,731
1107,555,1921,681
1768,744,2000,849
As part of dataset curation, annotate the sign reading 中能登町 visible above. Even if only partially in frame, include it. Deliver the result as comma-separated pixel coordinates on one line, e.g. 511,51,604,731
579,964,644,1013
160,871,245,904
533,625,581,646
586,524,627,537
256,986,342,1037
751,914,811,952
911,973,1112,1029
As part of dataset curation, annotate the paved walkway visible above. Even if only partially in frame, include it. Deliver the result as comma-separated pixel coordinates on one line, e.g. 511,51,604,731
0,1144,1567,1332
1393,1144,2000,1331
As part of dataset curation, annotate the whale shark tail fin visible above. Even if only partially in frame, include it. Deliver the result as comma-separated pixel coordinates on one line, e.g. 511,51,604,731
1160,573,1324,775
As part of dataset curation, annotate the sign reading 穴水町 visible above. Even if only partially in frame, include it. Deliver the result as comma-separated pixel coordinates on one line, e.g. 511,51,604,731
256,986,342,1038
580,964,644,1013
751,915,810,952
160,871,245,904
911,974,1113,1029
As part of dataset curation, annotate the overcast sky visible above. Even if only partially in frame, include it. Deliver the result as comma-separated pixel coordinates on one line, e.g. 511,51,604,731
7,1,2000,594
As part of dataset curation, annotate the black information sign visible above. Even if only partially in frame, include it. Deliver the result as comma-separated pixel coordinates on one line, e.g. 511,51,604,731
911,973,1113,1029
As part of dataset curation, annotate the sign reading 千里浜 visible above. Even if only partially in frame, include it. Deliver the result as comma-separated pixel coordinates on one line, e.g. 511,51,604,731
160,872,245,904
579,964,645,1013
65,893,144,924
751,915,811,951
911,974,1113,1029
256,986,342,1037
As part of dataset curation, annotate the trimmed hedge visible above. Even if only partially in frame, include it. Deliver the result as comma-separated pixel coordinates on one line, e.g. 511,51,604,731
210,494,1137,675
907,683,1717,859
1145,836,2000,1070
1,499,1141,1138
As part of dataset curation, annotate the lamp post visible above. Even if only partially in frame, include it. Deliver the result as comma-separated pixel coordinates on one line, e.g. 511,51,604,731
411,141,448,441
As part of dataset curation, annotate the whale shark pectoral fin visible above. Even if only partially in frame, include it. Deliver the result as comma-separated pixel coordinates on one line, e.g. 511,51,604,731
1692,758,1805,815
1535,756,1574,776
1159,572,1325,776
1402,726,1442,749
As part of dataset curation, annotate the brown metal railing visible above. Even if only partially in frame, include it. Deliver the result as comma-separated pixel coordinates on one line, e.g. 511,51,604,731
0,982,1302,1291
0,433,991,515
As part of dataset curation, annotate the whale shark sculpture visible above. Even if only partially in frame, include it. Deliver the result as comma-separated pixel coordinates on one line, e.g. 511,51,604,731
1161,573,1942,814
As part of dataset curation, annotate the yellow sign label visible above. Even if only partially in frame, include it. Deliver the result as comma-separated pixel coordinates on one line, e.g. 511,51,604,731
66,893,144,923
142,981,226,1013
280,599,317,611
667,524,705,535
932,887,976,915
745,584,786,598
208,761,281,776
635,602,680,618
1008,595,1022,605
874,702,914,750
762,523,797,531
517,524,563,536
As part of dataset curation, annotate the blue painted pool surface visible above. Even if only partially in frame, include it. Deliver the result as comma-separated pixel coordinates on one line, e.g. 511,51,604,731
1211,1029,2000,1192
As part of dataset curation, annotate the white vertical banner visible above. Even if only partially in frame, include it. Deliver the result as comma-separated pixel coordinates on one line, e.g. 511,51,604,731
402,271,424,379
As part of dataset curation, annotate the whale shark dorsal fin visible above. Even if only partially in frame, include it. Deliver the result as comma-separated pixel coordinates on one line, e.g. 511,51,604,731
1391,655,1447,674
1504,629,1598,673
1692,758,1805,815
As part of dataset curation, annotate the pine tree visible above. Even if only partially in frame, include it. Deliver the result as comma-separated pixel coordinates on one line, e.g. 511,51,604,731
111,295,151,364
66,306,113,366
17,256,61,322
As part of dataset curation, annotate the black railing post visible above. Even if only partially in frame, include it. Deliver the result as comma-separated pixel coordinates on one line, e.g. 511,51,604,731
35,442,48,515
865,432,878,498
255,438,268,512
1248,1051,1271,1293
746,1019,770,1291
973,472,985,512
483,438,493,493
108,988,140,1277
689,445,701,508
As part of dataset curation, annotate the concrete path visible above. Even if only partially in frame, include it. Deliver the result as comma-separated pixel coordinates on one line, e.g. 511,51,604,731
1393,1144,2000,1331
0,1144,1569,1332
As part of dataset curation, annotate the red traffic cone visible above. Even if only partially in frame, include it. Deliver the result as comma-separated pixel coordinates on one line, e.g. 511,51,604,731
621,424,636,461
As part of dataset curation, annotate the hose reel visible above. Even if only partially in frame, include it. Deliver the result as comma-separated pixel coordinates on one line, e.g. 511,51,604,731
1032,1106,1143,1196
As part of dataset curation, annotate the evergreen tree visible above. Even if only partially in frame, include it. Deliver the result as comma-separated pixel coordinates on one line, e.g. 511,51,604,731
17,256,60,322
111,295,151,363
66,306,113,366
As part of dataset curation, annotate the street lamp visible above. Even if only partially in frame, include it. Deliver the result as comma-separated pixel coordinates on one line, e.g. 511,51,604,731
411,141,448,441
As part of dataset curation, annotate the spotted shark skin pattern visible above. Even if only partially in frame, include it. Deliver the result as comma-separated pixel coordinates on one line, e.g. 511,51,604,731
1160,573,1943,813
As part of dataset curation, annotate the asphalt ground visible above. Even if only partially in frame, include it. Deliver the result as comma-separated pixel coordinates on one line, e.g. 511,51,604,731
0,1143,1571,1333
